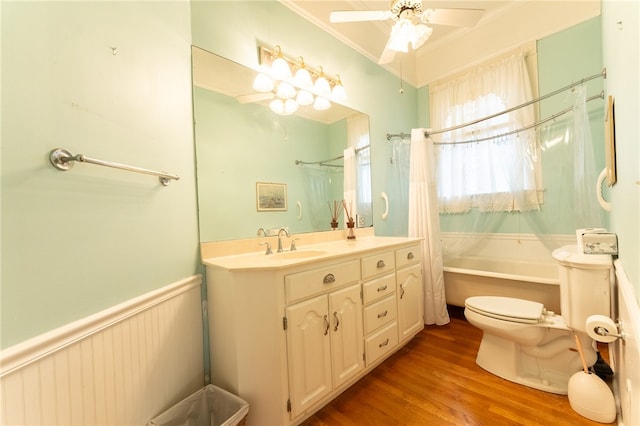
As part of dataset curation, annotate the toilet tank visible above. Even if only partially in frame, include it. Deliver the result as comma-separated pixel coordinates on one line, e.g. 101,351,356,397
552,245,612,332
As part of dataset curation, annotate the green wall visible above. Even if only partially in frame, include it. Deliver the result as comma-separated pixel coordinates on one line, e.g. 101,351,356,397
1,2,200,348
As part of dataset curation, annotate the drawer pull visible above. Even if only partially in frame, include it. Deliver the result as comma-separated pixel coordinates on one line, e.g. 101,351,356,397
323,273,336,284
378,338,390,348
377,310,388,319
333,312,340,331
376,284,388,292
376,260,386,268
407,252,414,260
399,284,405,299
323,315,330,335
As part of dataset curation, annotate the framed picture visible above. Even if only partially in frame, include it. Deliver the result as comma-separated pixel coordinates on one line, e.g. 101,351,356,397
256,182,287,211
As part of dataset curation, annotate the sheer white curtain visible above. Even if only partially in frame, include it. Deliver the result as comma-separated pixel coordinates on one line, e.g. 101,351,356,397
430,51,542,213
408,129,450,325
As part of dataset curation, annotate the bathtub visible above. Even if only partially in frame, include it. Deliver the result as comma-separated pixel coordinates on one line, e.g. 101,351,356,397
443,256,561,313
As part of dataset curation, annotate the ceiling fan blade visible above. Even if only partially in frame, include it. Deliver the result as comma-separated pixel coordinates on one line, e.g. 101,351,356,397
236,92,274,104
330,10,392,23
422,8,484,27
378,37,397,65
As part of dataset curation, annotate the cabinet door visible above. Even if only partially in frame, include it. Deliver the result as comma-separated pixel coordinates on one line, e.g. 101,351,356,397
397,263,424,341
329,284,364,388
286,295,332,418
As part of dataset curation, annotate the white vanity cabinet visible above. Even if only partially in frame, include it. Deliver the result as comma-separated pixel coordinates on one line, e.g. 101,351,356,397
203,236,424,426
396,245,424,342
361,251,398,366
284,260,364,418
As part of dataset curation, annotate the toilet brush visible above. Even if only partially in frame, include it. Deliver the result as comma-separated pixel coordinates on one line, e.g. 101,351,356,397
567,333,616,423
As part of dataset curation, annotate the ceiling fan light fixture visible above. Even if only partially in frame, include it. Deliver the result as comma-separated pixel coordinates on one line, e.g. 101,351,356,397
388,19,412,52
411,23,432,49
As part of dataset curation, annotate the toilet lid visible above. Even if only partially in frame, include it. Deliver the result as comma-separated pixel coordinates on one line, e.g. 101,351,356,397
465,296,544,324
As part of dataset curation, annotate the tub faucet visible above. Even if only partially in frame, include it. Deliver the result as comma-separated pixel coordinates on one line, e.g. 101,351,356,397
277,227,290,253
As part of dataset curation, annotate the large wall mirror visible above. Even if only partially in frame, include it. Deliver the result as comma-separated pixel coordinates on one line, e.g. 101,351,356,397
192,47,372,242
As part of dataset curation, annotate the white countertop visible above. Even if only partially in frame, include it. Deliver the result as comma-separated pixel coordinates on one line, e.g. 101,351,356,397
202,235,422,271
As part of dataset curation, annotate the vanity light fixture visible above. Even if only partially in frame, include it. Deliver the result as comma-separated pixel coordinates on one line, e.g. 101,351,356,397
255,46,347,115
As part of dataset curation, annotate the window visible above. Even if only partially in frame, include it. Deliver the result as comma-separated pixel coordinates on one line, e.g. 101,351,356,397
429,50,543,213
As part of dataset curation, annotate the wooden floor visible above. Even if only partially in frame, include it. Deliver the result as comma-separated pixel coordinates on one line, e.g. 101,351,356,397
301,306,615,426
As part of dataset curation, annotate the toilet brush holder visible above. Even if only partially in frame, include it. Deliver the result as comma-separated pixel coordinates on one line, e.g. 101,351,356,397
567,333,616,423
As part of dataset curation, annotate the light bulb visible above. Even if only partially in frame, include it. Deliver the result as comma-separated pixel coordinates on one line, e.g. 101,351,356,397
276,81,296,99
314,71,331,97
269,99,284,115
331,77,346,102
294,67,313,89
253,72,274,93
271,57,292,80
283,99,299,115
296,90,314,106
313,96,331,111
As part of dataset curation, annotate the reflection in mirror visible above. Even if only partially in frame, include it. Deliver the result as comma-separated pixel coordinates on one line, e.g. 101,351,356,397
192,47,372,242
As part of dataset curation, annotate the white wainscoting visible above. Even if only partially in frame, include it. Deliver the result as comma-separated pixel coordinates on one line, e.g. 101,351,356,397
0,275,204,426
611,261,640,426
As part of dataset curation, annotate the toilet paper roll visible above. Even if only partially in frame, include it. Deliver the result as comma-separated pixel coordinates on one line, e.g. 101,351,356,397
585,315,618,343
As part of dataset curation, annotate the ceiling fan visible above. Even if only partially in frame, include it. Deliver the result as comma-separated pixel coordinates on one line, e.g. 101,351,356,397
330,0,484,64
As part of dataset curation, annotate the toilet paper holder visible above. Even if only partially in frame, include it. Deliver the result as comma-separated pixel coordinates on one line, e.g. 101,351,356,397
590,319,626,341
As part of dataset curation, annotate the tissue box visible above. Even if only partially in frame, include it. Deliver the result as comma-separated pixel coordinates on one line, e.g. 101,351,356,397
582,232,618,255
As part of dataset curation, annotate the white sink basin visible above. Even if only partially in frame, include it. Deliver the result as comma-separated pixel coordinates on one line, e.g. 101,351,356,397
271,249,329,260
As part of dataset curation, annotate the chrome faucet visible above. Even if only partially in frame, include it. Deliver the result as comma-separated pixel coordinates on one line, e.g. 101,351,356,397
277,227,290,253
257,227,268,237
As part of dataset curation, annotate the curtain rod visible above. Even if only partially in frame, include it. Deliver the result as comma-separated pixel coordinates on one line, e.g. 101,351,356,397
295,144,370,167
386,132,411,140
424,68,606,138
432,91,604,146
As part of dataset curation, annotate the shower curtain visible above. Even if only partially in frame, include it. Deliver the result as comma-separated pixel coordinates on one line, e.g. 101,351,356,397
408,129,450,325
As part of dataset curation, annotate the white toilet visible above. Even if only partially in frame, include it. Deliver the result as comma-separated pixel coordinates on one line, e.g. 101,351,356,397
464,245,613,394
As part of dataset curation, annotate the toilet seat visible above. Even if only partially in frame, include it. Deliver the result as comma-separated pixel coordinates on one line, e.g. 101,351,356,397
465,296,544,324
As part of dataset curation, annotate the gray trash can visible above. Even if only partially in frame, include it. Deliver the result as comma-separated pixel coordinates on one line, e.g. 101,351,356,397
147,384,249,426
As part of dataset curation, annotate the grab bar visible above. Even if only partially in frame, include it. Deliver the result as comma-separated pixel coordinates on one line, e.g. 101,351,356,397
49,148,180,186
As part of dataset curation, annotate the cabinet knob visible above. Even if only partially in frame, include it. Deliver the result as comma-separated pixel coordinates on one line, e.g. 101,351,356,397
377,284,388,292
378,338,390,348
323,273,336,284
407,252,414,260
377,310,388,319
323,315,330,335
376,260,386,268
333,312,340,331
399,284,405,299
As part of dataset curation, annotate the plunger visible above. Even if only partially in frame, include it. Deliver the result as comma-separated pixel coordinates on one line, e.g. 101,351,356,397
567,333,616,423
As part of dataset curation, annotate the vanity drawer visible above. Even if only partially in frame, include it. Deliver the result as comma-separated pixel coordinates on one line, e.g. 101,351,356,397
363,295,397,335
361,251,395,280
395,245,421,269
362,273,396,305
285,259,360,304
364,321,398,367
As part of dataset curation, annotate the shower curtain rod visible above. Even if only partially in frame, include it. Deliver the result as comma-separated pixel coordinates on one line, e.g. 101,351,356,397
423,68,606,138
432,91,604,145
295,144,370,167
386,132,411,140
